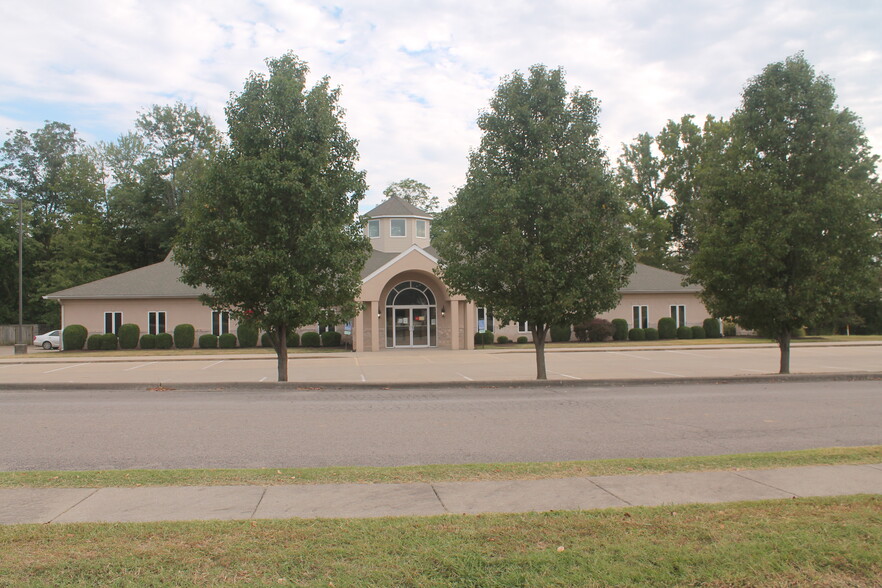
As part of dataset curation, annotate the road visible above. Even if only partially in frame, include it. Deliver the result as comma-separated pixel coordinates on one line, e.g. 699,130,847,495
1,379,879,471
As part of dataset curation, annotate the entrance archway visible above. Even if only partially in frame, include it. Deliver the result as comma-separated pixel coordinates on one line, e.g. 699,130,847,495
385,280,437,348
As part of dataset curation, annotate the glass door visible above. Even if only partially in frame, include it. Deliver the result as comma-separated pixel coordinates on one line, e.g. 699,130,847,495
412,308,428,346
394,308,410,347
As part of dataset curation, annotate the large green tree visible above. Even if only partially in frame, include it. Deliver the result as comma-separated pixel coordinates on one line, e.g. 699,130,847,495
433,65,633,379
383,178,439,211
175,53,371,381
689,53,881,373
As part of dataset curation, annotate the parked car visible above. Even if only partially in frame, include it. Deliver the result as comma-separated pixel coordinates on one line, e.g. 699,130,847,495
34,330,60,350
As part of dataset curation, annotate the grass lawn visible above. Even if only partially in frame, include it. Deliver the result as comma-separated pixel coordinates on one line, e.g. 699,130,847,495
1,495,879,586
2,446,879,489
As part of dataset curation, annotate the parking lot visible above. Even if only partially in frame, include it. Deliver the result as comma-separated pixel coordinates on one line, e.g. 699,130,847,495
0,343,880,385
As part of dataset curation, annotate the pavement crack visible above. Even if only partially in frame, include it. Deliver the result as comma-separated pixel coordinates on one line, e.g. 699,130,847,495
49,487,100,524
250,487,268,519
587,478,632,506
733,471,800,497
430,484,449,513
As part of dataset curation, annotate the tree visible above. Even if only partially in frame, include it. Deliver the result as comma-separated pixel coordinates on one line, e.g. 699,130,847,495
689,53,881,373
433,65,634,379
174,53,371,381
383,178,439,211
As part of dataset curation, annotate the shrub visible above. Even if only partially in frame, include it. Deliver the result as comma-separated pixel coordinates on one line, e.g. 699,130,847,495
237,323,259,348
218,333,237,348
645,327,659,340
261,332,274,348
517,336,528,344
497,335,509,344
482,331,495,344
287,330,300,348
587,319,614,342
677,326,693,339
691,325,706,339
573,322,590,342
301,332,321,347
703,318,722,339
156,332,173,349
550,324,571,343
474,332,484,345
611,318,629,341
62,325,87,350
199,334,218,349
793,327,806,338
101,333,118,350
118,324,139,349
658,317,677,339
174,324,195,349
139,334,157,349
321,330,342,347
723,321,737,337
628,328,645,341
87,334,103,350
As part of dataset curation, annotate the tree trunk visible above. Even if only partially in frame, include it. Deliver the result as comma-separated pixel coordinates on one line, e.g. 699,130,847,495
778,330,791,375
532,324,548,380
276,326,288,382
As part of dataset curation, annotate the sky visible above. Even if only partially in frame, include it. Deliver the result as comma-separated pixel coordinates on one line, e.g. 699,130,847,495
1,0,880,211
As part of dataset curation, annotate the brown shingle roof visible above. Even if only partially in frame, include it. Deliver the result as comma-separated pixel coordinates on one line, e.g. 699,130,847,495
365,195,432,218
44,257,207,299
623,263,700,293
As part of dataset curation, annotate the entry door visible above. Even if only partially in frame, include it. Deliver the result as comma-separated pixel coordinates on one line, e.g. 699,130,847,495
393,307,430,347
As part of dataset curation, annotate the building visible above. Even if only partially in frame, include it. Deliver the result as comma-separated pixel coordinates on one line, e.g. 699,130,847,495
45,196,710,348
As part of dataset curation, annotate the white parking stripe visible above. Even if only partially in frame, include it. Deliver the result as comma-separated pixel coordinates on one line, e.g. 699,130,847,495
550,371,581,380
124,362,157,371
44,363,86,374
457,372,474,381
201,361,224,370
609,351,651,360
642,369,687,377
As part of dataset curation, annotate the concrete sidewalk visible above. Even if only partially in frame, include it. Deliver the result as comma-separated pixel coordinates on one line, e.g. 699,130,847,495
3,463,881,525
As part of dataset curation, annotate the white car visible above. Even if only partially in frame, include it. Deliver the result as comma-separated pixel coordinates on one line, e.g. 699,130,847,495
34,330,60,350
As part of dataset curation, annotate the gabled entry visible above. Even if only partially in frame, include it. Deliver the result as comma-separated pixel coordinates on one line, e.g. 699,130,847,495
385,280,437,348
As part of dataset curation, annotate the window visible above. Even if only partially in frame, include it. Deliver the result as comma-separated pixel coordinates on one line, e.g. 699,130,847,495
318,324,336,334
670,305,686,327
148,311,167,335
518,321,530,333
212,311,230,336
390,218,406,237
368,219,379,238
632,305,648,329
477,307,494,332
416,220,427,238
104,311,122,334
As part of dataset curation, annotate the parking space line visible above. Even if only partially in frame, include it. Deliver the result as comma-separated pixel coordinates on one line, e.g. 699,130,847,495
740,368,766,372
201,360,224,370
641,369,687,377
260,376,268,382
609,351,651,360
550,371,581,380
44,363,86,374
456,372,474,381
665,350,706,357
125,362,157,371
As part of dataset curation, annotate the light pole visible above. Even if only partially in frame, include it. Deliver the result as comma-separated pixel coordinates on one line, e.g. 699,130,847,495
1,198,25,355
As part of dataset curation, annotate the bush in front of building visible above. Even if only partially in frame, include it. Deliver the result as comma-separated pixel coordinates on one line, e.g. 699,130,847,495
611,318,629,341
118,324,140,349
62,325,87,350
87,334,103,350
218,333,237,348
645,327,659,341
199,334,218,349
723,321,737,337
677,326,693,339
140,334,157,349
237,323,259,348
658,317,677,339
287,331,300,348
261,332,273,348
703,318,722,338
321,331,342,347
497,335,509,344
628,328,646,341
550,324,571,343
101,333,118,350
517,336,529,344
174,324,195,349
156,333,173,349
301,332,321,347
587,318,614,342
691,325,706,339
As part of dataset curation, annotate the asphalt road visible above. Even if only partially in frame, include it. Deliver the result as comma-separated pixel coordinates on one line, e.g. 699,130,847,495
1,379,879,471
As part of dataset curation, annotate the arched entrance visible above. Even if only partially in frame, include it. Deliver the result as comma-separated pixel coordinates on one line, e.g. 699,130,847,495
385,280,437,348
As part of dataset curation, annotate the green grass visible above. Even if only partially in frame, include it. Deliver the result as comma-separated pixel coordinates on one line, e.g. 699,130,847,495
1,496,879,586
2,446,879,489
486,334,882,350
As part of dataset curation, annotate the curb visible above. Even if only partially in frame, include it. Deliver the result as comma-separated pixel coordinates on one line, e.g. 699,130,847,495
1,371,879,392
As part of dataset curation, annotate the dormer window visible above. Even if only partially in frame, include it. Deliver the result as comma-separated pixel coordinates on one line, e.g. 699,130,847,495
416,220,427,238
368,219,379,238
390,218,406,237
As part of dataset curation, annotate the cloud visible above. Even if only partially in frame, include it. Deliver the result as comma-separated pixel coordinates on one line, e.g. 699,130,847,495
1,0,879,210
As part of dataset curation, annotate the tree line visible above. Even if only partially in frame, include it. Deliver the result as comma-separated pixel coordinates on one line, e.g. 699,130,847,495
2,51,880,379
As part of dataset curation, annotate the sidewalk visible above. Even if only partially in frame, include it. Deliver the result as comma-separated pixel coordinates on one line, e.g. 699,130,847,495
3,463,881,525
